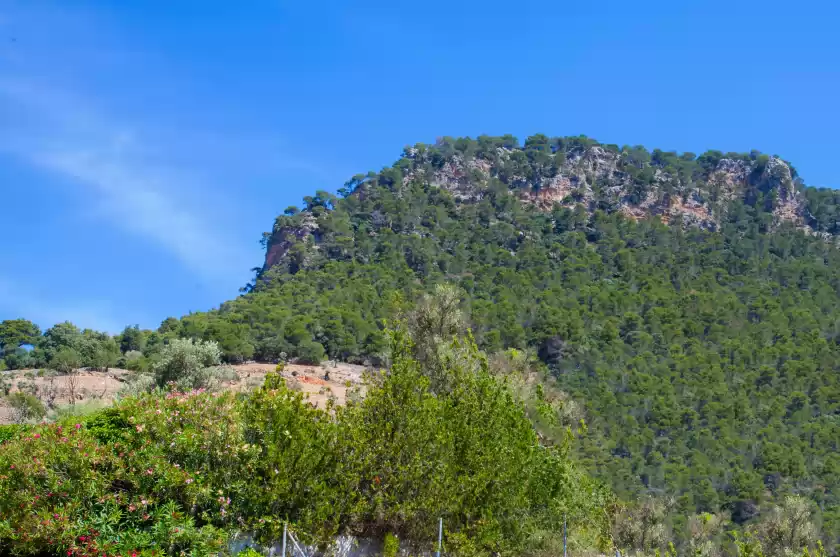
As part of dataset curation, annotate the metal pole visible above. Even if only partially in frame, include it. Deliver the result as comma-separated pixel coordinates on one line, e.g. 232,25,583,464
436,517,443,557
281,522,287,557
563,515,567,557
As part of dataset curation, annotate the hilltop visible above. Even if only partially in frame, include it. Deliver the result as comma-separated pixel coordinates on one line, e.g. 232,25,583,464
263,135,827,274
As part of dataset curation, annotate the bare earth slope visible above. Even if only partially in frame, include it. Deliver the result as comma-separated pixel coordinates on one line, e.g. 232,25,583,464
0,362,366,424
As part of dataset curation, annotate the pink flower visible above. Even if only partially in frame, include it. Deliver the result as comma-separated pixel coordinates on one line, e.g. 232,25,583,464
74,423,81,430
145,468,153,475
128,504,136,512
185,478,193,484
33,433,41,439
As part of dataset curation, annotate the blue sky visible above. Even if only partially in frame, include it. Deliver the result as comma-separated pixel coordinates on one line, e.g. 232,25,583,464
1,0,838,333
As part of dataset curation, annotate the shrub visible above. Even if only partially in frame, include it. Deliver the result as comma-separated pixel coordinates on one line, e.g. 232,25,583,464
239,373,346,542
294,341,325,365
122,349,149,373
187,364,239,391
4,392,46,423
17,378,38,397
82,406,132,443
119,372,157,397
52,347,81,374
0,419,227,555
0,423,25,444
153,338,222,388
383,532,400,557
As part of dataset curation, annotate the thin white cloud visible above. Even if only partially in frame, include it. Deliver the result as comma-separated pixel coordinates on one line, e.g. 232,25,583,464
0,79,253,283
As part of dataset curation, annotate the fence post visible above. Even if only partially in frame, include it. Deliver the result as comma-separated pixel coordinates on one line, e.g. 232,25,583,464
281,522,287,557
563,515,567,557
436,517,443,557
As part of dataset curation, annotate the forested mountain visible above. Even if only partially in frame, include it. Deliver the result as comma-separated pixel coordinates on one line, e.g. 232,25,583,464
4,134,840,551
181,135,840,547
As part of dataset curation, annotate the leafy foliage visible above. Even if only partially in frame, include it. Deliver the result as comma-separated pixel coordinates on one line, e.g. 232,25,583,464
152,338,222,389
3,392,46,424
0,331,607,556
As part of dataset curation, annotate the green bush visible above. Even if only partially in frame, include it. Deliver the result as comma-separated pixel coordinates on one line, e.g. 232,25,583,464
383,532,400,557
119,372,157,397
152,338,222,389
4,391,46,423
0,398,231,554
0,423,25,444
82,406,132,443
294,341,325,365
122,349,149,372
51,347,81,374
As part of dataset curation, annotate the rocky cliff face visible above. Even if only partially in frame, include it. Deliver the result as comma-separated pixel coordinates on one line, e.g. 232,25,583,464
403,144,806,230
262,136,818,272
264,212,318,270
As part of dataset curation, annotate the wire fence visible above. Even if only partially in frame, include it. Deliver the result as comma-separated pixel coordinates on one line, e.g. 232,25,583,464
232,518,445,557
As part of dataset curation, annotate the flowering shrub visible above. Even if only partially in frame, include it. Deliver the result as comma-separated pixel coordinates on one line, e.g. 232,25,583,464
0,334,613,556
0,398,230,556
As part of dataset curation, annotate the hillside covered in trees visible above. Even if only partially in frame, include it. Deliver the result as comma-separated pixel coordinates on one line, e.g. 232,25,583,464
181,135,840,549
3,134,840,553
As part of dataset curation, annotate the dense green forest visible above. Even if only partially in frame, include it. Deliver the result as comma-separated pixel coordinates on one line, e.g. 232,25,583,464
3,135,840,553
189,135,840,548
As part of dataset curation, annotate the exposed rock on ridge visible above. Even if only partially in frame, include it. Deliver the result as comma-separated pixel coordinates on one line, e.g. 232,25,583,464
262,136,820,273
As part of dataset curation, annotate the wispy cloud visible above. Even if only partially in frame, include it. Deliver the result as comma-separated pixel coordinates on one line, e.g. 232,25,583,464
0,78,253,283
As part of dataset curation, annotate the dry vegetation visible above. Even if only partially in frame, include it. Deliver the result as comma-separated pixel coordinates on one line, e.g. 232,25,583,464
0,361,366,424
